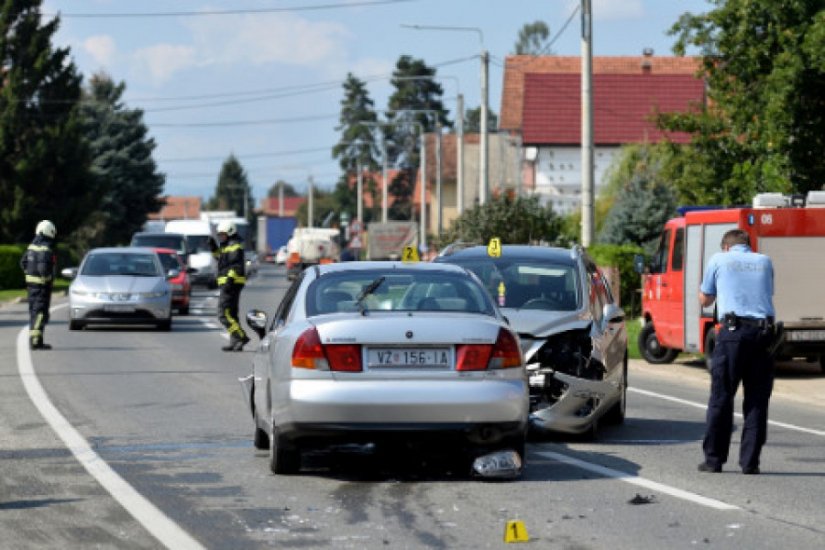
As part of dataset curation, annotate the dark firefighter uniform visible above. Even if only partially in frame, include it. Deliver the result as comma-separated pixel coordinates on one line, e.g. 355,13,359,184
212,232,250,351
20,233,56,350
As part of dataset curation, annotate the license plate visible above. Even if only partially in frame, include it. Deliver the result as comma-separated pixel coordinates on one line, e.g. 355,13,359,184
367,347,452,368
104,304,136,312
787,330,825,341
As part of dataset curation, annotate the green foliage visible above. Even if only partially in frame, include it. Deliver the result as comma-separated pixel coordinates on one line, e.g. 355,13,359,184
295,186,336,227
72,73,165,249
332,73,380,174
587,243,645,316
439,193,566,248
0,245,25,290
597,145,679,256
663,0,825,202
267,180,300,198
0,1,96,243
463,106,499,134
208,155,254,223
514,21,552,55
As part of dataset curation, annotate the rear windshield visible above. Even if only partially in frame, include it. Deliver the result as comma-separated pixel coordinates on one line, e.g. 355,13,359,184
443,259,581,311
156,252,182,272
186,235,214,253
305,269,495,316
132,235,185,252
81,253,161,277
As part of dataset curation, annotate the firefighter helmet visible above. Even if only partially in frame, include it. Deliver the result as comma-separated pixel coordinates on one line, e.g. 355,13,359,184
35,220,56,239
216,220,237,236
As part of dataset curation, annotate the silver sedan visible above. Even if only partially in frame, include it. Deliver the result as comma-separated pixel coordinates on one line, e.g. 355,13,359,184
63,247,174,331
242,261,529,477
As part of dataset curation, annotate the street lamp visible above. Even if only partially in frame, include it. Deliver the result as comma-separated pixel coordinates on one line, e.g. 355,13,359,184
401,24,488,206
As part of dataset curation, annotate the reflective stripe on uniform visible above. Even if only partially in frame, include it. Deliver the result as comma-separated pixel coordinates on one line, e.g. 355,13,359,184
34,312,44,330
224,308,243,335
25,275,51,284
220,243,243,253
27,244,50,252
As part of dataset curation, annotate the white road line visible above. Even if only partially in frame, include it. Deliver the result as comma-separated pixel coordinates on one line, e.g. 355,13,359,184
199,318,228,339
630,387,825,437
16,307,204,550
535,450,740,511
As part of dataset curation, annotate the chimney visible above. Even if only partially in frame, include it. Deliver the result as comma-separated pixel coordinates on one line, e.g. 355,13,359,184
641,48,653,74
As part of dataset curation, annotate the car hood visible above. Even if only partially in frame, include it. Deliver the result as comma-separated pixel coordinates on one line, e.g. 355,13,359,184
74,275,166,293
501,308,589,338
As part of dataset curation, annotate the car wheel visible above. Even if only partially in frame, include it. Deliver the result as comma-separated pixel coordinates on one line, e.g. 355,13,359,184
253,411,270,450
157,319,172,331
639,323,678,364
69,320,84,331
704,328,717,372
603,357,627,425
269,423,300,475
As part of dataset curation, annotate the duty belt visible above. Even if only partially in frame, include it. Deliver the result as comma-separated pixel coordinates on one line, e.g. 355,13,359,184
724,314,772,329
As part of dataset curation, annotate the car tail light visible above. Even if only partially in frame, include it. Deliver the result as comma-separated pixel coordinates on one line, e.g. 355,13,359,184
325,344,362,372
456,344,493,371
488,329,522,369
292,327,329,370
291,327,362,371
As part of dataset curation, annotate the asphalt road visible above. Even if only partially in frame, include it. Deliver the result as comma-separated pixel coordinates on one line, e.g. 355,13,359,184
2,264,824,549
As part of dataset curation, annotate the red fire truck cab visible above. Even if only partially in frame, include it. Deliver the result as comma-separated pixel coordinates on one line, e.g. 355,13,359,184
638,192,825,372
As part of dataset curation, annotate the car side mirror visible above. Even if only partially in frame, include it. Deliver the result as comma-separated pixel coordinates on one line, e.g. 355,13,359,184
166,269,180,279
246,309,268,339
603,303,625,326
61,267,78,280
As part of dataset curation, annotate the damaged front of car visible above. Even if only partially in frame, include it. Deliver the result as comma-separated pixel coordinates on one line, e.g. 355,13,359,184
516,310,627,435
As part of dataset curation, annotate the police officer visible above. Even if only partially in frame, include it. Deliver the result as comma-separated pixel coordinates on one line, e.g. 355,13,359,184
211,220,250,352
20,220,57,350
698,228,775,475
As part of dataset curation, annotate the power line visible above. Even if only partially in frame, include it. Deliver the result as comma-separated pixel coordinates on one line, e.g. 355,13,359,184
49,0,415,18
149,113,338,128
158,146,334,163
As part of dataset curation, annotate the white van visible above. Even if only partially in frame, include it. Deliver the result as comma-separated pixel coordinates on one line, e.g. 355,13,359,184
165,220,218,288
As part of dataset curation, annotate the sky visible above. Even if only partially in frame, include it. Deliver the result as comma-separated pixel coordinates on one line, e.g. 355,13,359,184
44,0,712,207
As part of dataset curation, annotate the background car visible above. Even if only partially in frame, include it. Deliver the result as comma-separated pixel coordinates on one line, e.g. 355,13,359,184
130,232,190,268
274,245,288,264
153,247,191,315
242,262,528,476
436,244,628,438
62,247,174,331
244,250,260,277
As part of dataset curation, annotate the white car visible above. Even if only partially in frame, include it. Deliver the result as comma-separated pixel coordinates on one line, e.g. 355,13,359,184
242,262,528,477
274,245,288,264
63,247,174,331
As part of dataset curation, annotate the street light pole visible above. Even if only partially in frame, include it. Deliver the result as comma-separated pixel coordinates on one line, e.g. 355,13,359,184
581,0,594,246
307,175,314,228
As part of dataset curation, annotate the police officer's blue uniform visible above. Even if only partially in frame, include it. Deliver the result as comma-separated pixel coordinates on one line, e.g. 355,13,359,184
700,242,775,473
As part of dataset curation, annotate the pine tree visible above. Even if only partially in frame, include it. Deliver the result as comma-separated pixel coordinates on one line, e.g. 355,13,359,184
208,155,253,222
75,73,165,247
0,0,95,243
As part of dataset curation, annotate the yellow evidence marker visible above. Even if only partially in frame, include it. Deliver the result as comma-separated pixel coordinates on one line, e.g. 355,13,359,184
487,237,502,258
402,246,420,262
504,520,529,543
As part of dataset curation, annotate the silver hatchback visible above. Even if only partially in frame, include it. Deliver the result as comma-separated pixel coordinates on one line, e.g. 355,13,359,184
242,262,529,476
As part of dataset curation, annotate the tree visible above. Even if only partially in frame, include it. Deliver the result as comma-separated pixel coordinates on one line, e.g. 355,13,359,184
267,180,299,198
74,73,165,248
463,106,499,134
332,73,379,175
440,192,565,247
208,155,254,222
662,0,825,202
514,21,552,55
0,1,95,243
597,146,679,256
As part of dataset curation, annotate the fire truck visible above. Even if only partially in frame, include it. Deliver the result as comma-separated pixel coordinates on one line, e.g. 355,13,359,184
638,192,825,372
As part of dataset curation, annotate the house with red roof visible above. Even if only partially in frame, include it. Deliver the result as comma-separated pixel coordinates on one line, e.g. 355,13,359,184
500,53,704,214
147,196,202,221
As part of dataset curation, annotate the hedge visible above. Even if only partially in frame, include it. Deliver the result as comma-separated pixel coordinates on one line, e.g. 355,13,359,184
587,243,645,317
0,245,26,290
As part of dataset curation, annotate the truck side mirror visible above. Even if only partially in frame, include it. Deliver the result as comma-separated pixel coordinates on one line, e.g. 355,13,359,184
633,254,646,274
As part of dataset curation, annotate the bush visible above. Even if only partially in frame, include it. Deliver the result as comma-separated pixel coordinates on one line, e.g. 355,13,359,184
0,245,25,290
587,243,644,316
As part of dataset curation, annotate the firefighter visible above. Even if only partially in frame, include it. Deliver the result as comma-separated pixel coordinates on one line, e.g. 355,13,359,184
698,229,775,475
20,220,57,350
211,220,250,351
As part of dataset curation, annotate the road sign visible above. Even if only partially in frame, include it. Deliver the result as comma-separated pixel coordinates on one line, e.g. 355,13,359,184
349,236,362,249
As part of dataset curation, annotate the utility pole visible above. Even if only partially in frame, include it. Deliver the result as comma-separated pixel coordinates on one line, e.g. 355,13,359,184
480,48,489,205
381,136,388,222
278,181,284,217
418,123,427,251
581,0,594,247
356,153,363,225
456,92,464,215
436,121,442,235
307,176,314,228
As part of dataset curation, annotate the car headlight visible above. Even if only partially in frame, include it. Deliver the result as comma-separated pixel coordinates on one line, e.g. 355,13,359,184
70,288,88,296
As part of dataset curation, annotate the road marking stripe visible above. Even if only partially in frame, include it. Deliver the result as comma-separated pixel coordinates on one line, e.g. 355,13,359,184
630,387,825,437
199,318,229,339
17,307,204,550
534,450,739,511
